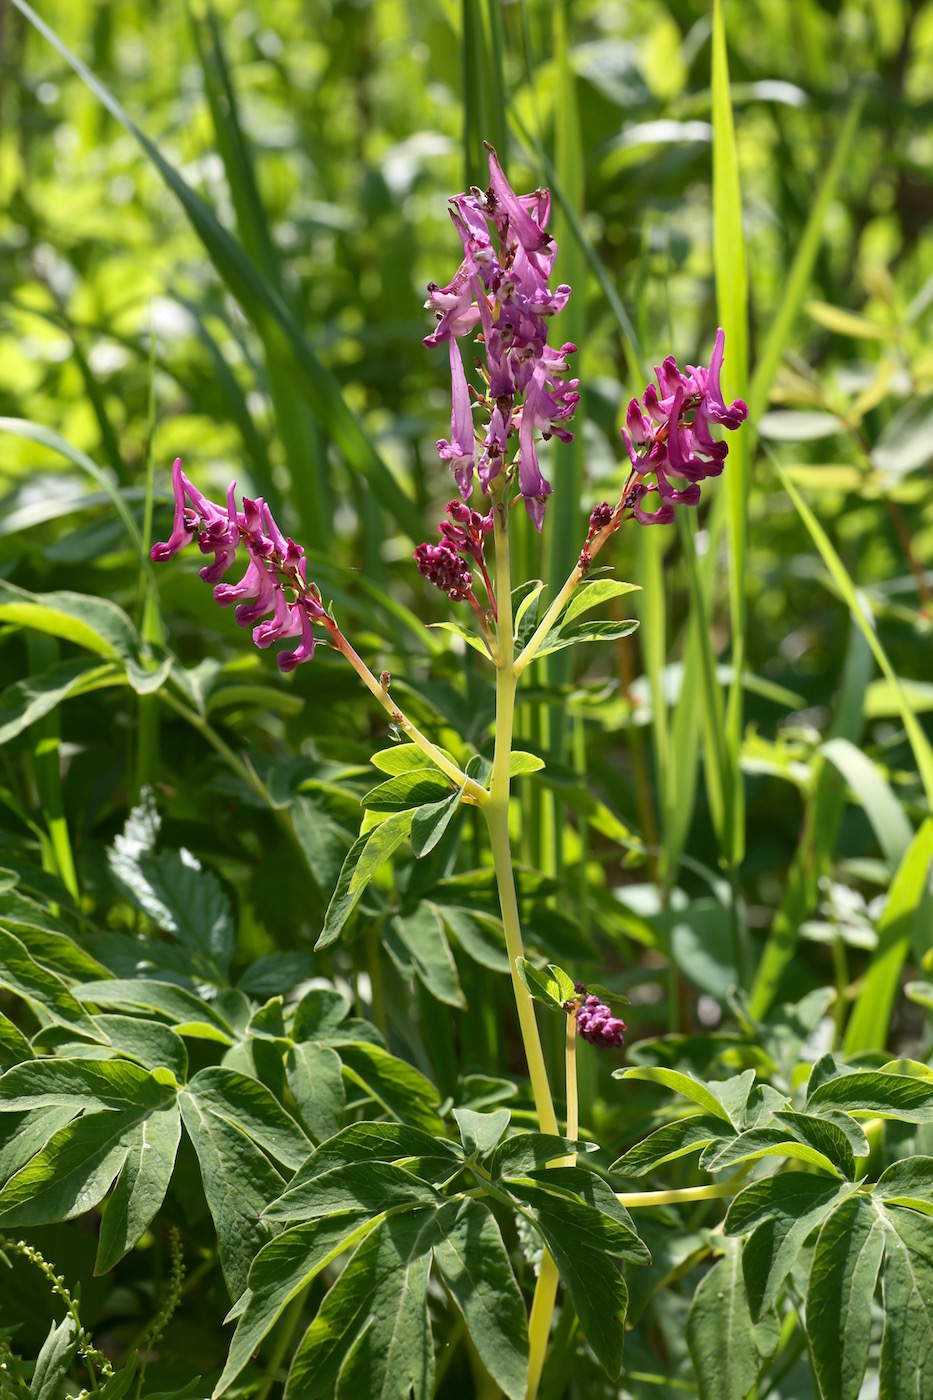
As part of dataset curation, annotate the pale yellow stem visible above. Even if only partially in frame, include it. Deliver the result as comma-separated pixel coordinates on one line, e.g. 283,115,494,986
525,1252,560,1400
616,1181,739,1208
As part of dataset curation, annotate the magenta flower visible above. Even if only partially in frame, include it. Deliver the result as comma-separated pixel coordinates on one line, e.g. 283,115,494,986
424,145,578,529
564,984,626,1050
621,329,747,525
412,540,474,600
152,459,324,673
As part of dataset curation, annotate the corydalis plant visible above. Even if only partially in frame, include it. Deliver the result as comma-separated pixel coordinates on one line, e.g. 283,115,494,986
424,143,579,529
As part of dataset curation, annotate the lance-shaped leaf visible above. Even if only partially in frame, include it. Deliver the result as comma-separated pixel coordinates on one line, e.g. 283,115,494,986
185,1067,311,1170
385,903,465,1008
338,1041,442,1134
489,1132,595,1178
807,1069,933,1122
76,978,237,1043
875,1155,933,1213
806,1194,885,1400
610,1115,730,1177
286,1042,345,1144
724,1174,855,1322
0,1059,177,1237
687,1238,779,1400
614,1065,752,1128
0,927,106,1043
277,1122,461,1195
31,1316,79,1400
316,812,413,951
179,1080,288,1300
432,1199,528,1400
877,1200,933,1399
214,1214,381,1397
409,786,465,859
285,1209,439,1400
263,1161,441,1226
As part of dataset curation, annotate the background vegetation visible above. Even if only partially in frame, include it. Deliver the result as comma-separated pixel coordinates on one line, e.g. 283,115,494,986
0,0,932,1396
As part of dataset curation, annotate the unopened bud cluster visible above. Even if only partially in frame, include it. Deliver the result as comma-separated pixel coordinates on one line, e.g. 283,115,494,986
564,982,626,1050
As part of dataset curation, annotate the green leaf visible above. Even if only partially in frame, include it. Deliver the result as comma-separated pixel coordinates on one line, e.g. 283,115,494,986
687,1238,777,1400
875,1156,933,1211
0,578,143,666
31,1316,79,1400
872,394,933,480
560,580,639,628
613,1066,738,1126
76,978,236,1043
265,1162,439,1232
532,617,638,659
285,1209,438,1400
845,820,933,1054
515,959,575,1013
178,1084,286,1300
426,621,491,657
214,1215,380,1397
506,1169,648,1265
610,1115,730,1177
291,988,352,1041
95,1103,181,1272
437,905,509,972
0,658,125,745
808,1070,933,1122
362,771,453,813
286,1043,345,1144
505,1178,635,1378
185,1067,311,1170
337,1041,442,1134
410,786,465,858
877,1201,933,1399
758,410,846,441
432,1198,528,1400
703,1126,843,1178
370,746,457,776
0,1056,175,1113
724,1175,855,1322
806,1195,885,1400
317,832,378,953
278,1123,460,1196
777,465,933,807
772,1108,862,1178
453,1107,511,1159
489,1132,591,1178
0,1011,32,1071
385,903,464,1008
0,1107,74,1184
0,927,106,1043
820,737,914,870
109,799,234,978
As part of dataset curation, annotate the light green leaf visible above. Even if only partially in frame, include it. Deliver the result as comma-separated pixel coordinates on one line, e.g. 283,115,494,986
437,906,509,972
349,808,414,896
806,300,897,341
509,751,545,777
532,617,638,659
758,410,846,441
613,1066,737,1126
426,621,491,657
410,786,464,858
432,1199,527,1400
369,746,457,776
820,737,913,870
0,1010,32,1071
31,1315,79,1400
515,959,575,1013
704,1127,843,1178
561,579,639,627
872,394,933,480
806,1195,885,1400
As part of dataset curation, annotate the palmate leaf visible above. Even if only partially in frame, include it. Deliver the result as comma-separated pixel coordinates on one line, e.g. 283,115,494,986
0,1058,180,1266
610,1114,730,1176
806,1195,886,1400
385,903,465,1008
0,927,106,1043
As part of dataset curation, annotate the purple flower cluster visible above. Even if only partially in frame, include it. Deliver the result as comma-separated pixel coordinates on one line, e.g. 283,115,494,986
621,329,747,526
565,983,626,1050
424,145,579,529
413,501,496,616
152,458,324,672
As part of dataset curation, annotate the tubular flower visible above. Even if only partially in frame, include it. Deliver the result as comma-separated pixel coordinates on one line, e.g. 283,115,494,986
424,145,578,529
564,983,626,1050
621,329,747,525
151,458,325,673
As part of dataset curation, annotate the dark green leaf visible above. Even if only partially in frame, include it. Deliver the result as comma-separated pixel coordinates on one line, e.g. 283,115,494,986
338,1041,442,1134
687,1238,777,1400
453,1107,510,1159
808,1070,933,1122
95,1103,181,1271
264,1160,440,1226
807,1194,885,1400
0,928,105,1042
878,1202,933,1399
385,903,464,1008
286,1042,345,1143
185,1067,311,1170
410,786,465,858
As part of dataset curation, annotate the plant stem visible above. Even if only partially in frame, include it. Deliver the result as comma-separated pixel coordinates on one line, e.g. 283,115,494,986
525,1251,560,1400
562,1012,577,1168
484,479,560,1400
324,621,488,804
616,1181,739,1208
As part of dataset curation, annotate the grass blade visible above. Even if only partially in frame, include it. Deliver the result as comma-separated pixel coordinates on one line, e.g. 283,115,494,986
10,0,422,543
